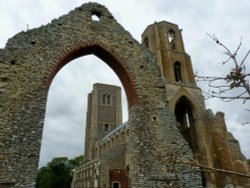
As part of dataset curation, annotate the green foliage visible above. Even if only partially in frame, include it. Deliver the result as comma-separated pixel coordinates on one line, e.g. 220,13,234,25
36,155,84,188
69,155,84,169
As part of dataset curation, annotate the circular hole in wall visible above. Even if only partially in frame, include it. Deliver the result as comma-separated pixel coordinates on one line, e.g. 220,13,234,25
91,11,101,21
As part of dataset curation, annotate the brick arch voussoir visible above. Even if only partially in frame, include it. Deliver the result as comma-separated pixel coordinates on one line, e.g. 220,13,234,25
42,39,139,107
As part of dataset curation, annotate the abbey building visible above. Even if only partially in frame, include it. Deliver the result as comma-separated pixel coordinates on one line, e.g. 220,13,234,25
2,3,249,187
71,21,250,188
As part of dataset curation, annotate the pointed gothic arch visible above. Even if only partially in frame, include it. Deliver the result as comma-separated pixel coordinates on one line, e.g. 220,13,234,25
44,44,138,107
174,96,194,149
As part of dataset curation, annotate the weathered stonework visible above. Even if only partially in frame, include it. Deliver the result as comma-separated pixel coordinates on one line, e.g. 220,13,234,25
0,2,249,188
141,21,250,187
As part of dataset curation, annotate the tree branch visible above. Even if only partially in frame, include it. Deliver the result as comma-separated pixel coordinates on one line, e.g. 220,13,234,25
196,34,250,103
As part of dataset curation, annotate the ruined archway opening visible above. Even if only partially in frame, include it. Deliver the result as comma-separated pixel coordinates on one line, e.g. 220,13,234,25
174,96,207,187
38,45,133,187
174,96,194,150
39,55,128,167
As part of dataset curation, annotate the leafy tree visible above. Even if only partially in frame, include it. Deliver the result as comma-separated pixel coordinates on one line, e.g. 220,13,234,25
69,155,84,172
36,155,84,188
36,167,54,188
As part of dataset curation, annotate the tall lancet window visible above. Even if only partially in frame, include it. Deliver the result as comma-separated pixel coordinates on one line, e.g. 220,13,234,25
174,61,182,83
175,96,194,150
168,30,176,50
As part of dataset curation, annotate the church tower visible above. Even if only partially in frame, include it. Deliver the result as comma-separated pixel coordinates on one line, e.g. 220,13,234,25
141,21,196,84
142,21,250,187
84,83,122,161
141,21,205,150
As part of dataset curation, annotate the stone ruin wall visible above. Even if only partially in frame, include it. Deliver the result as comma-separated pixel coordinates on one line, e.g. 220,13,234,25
0,3,202,187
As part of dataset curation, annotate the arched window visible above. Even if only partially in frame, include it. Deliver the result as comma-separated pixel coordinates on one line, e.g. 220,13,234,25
174,61,182,83
107,95,111,104
175,97,194,149
102,94,112,105
168,30,176,50
112,181,120,188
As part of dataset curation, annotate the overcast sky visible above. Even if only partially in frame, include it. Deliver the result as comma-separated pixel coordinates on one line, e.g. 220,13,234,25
1,0,249,167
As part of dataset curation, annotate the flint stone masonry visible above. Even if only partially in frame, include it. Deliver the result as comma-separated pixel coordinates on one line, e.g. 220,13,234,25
72,6,250,188
3,2,249,188
0,2,202,188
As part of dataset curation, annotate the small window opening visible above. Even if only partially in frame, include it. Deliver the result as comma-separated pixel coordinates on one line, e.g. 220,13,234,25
91,12,101,21
107,95,111,105
102,94,106,104
174,61,182,83
112,182,120,188
104,124,110,132
168,30,176,50
102,94,112,105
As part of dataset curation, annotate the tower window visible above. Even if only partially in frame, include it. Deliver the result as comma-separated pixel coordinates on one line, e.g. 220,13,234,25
102,94,111,105
174,61,182,83
104,124,110,132
168,30,176,50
